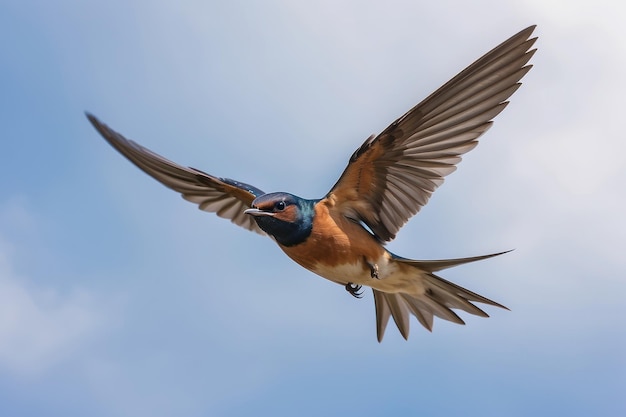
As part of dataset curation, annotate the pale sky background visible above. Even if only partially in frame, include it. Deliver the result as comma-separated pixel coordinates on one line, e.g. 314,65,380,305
1,1,624,416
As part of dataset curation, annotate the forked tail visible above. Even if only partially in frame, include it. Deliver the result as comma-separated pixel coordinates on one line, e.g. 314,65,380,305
373,251,510,342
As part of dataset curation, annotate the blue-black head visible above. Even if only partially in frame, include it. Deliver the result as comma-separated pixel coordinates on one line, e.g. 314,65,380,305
244,192,316,247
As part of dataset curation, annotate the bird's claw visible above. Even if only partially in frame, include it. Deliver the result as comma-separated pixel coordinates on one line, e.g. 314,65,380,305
368,262,379,279
345,283,364,298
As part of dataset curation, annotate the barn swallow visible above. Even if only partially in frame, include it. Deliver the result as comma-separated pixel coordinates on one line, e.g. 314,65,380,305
87,26,536,341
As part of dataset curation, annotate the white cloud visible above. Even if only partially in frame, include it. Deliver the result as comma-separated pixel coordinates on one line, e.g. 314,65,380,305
0,202,108,377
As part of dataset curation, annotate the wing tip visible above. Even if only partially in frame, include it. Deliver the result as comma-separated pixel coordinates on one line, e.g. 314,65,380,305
85,111,99,127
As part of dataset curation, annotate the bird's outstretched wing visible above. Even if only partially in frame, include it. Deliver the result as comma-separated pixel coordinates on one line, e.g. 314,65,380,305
87,114,266,235
327,26,537,242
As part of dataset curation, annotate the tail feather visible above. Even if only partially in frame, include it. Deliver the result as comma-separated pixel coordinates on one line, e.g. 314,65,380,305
401,293,433,332
393,250,512,272
385,291,411,340
424,272,508,310
373,290,392,342
373,252,509,342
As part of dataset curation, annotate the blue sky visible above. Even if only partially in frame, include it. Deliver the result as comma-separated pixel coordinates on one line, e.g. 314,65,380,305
1,1,624,416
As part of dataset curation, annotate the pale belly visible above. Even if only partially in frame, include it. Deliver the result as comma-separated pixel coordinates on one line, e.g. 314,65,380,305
310,255,390,285
284,248,425,295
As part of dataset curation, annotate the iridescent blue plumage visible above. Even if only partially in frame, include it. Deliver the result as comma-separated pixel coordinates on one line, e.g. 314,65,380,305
246,193,317,247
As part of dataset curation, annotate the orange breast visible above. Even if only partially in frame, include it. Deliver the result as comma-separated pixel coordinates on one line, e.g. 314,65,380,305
279,199,385,274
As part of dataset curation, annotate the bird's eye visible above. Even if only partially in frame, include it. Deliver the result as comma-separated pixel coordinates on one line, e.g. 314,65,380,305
275,201,286,211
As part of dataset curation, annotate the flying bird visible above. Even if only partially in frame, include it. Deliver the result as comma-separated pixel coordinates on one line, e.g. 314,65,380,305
87,26,537,341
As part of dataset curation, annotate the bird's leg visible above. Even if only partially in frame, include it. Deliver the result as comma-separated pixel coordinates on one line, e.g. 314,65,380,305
365,258,379,279
345,283,363,299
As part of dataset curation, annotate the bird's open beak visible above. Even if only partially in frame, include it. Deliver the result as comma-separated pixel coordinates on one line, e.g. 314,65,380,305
244,208,275,217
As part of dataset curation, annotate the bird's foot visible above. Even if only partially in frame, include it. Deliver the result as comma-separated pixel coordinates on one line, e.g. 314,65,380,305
366,261,379,279
345,283,364,299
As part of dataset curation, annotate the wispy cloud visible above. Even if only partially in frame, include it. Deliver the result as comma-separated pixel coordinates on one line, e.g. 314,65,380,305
0,201,109,377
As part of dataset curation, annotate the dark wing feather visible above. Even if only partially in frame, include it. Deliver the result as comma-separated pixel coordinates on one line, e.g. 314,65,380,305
87,114,266,235
327,26,537,242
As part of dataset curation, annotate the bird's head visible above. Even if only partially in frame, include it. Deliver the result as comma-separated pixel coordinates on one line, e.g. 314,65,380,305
244,192,316,247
